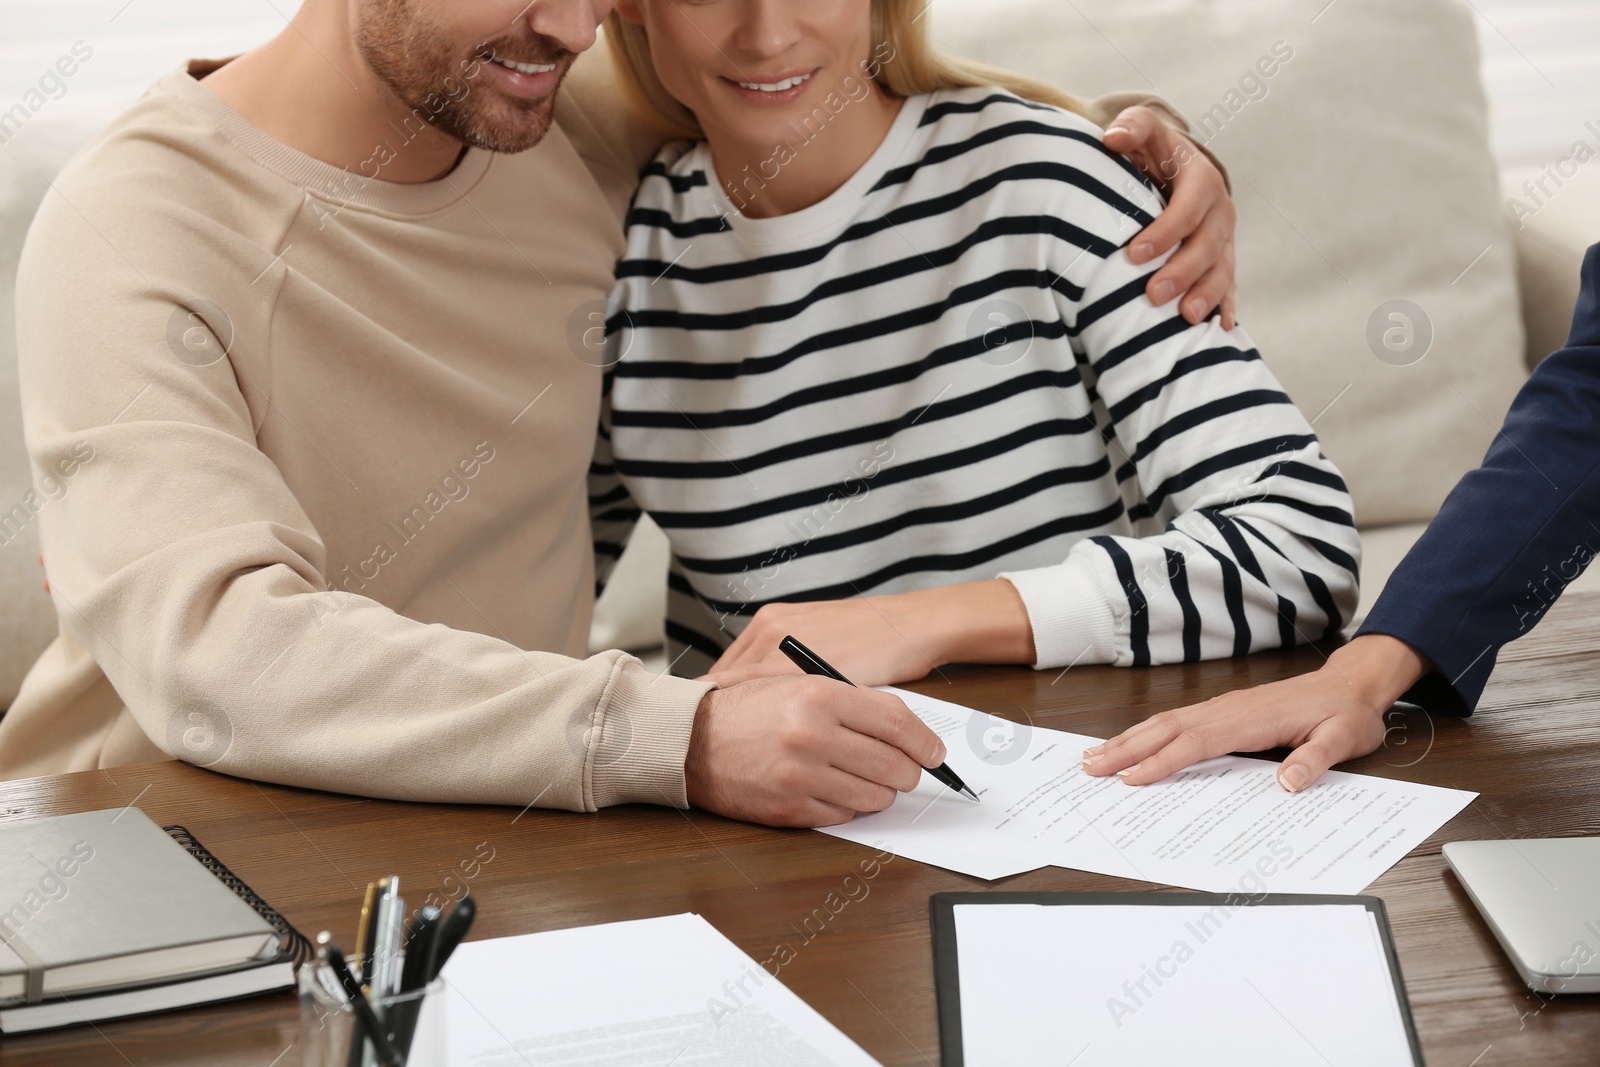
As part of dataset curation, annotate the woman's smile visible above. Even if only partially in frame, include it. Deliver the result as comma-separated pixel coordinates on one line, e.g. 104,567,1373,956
722,68,820,107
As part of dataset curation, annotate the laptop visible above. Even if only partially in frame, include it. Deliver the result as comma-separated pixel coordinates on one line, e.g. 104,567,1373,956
1443,837,1600,994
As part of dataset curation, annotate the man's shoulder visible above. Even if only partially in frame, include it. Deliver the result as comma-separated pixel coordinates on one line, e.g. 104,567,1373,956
30,71,299,277
54,72,276,199
555,45,677,220
16,70,306,379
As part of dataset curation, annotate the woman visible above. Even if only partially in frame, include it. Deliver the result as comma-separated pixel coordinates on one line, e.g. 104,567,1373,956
590,0,1360,686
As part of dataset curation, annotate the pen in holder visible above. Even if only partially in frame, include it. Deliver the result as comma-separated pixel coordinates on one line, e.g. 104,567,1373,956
298,955,445,1067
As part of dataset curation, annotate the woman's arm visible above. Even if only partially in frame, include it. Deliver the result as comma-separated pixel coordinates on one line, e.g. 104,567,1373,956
706,577,1037,687
990,198,1359,673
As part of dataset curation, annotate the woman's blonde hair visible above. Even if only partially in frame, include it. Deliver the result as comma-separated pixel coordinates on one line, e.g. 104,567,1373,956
604,0,1091,139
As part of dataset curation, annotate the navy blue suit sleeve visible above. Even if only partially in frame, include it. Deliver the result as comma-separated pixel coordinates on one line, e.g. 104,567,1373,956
1357,243,1600,715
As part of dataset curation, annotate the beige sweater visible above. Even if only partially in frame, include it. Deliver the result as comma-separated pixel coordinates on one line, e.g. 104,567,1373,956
0,49,1195,808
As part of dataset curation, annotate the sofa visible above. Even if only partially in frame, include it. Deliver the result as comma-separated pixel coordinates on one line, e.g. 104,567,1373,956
4,0,1598,714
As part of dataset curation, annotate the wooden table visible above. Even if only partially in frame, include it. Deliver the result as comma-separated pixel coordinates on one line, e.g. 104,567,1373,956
3,593,1597,1066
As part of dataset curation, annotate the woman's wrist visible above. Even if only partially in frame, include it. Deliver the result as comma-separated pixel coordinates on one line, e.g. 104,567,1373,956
901,580,1037,669
1325,633,1433,714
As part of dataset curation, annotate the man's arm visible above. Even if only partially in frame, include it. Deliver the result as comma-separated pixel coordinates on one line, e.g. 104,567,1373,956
14,165,946,826
1085,243,1600,789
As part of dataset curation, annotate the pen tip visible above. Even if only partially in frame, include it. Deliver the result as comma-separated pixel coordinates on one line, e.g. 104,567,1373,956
961,787,980,802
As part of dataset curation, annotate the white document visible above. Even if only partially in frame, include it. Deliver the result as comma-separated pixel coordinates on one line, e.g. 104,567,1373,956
951,901,1416,1066
432,912,879,1066
819,688,1476,892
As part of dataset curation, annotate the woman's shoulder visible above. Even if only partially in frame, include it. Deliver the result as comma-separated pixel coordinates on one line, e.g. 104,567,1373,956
632,139,714,210
908,85,1162,227
915,85,1107,144
908,84,1142,184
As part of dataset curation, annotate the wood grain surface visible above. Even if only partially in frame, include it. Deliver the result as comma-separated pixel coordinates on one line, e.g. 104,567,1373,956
1,593,1597,1066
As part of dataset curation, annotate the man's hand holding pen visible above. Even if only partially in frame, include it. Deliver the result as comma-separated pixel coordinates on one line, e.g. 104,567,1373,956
683,636,977,828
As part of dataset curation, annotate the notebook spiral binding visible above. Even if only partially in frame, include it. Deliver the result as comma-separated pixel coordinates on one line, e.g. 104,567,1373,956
163,825,314,969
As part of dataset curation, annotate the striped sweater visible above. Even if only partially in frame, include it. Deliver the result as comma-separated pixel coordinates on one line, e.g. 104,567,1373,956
591,87,1360,677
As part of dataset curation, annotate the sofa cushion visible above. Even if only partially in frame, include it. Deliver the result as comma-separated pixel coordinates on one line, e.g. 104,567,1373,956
930,0,1529,529
1505,162,1600,369
0,109,128,708
591,514,670,654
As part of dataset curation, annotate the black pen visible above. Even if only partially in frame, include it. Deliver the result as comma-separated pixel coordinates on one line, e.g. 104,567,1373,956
388,905,441,1060
426,895,477,983
324,939,405,1067
778,635,979,803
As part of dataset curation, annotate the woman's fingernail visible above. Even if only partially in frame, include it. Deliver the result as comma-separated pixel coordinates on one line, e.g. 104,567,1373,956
1185,298,1206,321
1082,753,1102,768
1131,241,1153,263
1278,765,1309,793
1150,280,1174,304
1116,763,1142,779
1105,125,1131,139
1083,745,1105,758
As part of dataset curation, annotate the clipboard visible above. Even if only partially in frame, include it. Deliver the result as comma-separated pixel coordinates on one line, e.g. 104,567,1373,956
930,892,1425,1067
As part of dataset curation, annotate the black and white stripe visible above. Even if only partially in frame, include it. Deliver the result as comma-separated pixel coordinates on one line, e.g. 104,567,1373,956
590,87,1359,677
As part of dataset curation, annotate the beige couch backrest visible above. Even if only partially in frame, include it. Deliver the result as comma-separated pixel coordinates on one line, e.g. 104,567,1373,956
931,0,1528,529
1,109,126,708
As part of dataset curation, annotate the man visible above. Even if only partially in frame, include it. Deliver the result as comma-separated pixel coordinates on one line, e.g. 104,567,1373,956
1085,244,1600,791
3,0,1234,827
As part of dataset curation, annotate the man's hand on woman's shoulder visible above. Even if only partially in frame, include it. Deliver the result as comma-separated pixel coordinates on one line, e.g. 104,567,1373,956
1102,104,1238,331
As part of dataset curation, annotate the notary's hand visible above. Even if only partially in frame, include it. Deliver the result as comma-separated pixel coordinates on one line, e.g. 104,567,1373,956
684,675,947,827
1080,635,1431,791
1102,105,1237,330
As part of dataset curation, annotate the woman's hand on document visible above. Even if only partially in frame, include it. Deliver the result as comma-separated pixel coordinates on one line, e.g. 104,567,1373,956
1102,104,1238,331
702,581,1036,689
684,676,948,827
1081,634,1434,791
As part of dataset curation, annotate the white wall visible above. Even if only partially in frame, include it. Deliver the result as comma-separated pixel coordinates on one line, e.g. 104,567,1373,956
0,0,300,137
1472,0,1600,170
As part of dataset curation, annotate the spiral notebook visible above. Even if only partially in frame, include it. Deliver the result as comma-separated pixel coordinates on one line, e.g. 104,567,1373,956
0,807,308,1032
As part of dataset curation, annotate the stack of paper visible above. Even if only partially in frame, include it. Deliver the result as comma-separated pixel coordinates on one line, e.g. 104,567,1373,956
819,689,1476,891
434,913,877,1066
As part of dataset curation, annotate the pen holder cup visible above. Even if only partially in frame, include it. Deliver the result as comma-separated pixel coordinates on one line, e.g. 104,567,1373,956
298,962,446,1067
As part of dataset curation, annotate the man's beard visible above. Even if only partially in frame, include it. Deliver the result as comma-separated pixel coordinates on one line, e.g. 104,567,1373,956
355,0,575,155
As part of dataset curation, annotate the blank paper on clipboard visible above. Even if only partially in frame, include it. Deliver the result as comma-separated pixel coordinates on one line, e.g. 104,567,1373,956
931,892,1423,1067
